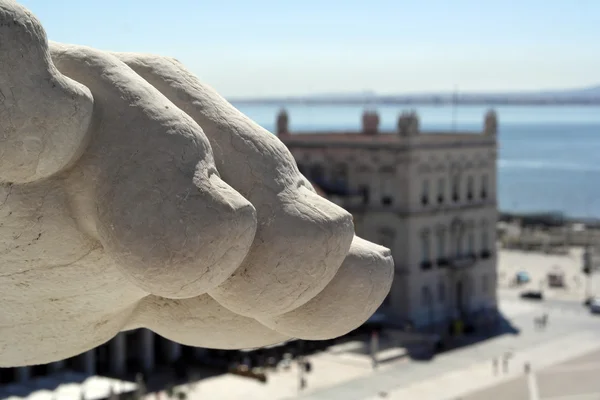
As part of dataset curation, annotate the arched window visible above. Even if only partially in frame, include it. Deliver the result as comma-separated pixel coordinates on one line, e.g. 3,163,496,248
421,179,430,206
467,175,474,201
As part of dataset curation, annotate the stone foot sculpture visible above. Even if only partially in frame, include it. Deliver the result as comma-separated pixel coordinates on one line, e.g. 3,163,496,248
0,0,393,367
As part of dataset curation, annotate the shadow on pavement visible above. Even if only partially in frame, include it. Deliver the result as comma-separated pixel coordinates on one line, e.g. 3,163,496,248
408,310,521,361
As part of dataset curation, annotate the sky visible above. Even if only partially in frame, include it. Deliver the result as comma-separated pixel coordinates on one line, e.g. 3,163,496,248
18,0,600,98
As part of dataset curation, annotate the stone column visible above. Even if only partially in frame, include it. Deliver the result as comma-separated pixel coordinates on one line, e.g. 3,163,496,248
109,333,126,376
16,367,30,383
82,350,96,375
48,360,65,374
165,340,182,363
193,347,207,361
139,329,155,373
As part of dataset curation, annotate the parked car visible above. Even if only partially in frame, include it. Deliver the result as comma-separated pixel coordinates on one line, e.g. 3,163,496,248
516,271,531,284
589,297,600,314
520,290,544,300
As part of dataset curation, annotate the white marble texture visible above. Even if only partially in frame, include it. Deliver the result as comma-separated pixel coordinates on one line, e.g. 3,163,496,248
0,0,393,367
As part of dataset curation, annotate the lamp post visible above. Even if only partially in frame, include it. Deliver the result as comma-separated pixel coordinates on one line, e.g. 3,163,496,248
583,246,593,299
370,330,379,369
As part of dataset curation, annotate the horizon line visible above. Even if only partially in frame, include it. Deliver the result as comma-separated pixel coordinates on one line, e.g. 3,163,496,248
227,83,600,101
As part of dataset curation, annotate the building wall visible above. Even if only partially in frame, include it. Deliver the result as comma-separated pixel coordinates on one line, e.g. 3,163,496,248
284,112,498,330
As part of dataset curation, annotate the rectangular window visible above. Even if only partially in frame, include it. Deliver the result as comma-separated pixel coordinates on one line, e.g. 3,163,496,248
438,281,445,302
437,177,445,204
421,231,432,269
467,228,475,255
482,228,489,252
421,286,431,306
481,174,488,199
358,184,370,205
421,179,430,206
467,176,474,201
436,230,445,259
454,230,463,258
378,230,395,252
381,175,394,206
452,176,460,202
421,234,430,263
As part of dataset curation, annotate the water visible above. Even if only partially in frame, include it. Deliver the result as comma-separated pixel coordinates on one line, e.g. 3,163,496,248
231,104,600,219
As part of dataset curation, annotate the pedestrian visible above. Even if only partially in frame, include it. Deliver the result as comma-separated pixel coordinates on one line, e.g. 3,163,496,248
524,362,531,374
492,357,498,375
502,353,509,374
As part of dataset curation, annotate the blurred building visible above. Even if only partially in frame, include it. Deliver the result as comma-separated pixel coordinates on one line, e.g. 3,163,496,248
0,329,204,384
278,108,499,330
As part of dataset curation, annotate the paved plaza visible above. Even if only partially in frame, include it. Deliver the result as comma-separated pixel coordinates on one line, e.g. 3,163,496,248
463,347,600,400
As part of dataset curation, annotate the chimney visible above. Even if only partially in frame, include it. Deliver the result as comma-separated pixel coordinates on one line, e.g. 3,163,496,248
362,110,380,135
484,109,497,136
398,110,419,136
276,109,289,136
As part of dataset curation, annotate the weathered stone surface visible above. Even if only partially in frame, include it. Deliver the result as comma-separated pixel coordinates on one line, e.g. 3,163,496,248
258,237,394,340
0,0,394,367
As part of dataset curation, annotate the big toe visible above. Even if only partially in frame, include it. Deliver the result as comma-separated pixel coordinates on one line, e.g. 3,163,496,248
209,185,354,317
258,236,394,340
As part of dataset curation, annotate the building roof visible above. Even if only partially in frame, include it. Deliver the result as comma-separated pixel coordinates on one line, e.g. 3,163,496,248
280,130,495,149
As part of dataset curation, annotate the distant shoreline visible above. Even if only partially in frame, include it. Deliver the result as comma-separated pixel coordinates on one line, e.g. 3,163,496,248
500,211,600,228
230,99,600,106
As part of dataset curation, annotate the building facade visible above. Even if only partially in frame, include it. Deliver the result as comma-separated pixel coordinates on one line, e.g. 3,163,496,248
278,109,499,330
0,329,203,384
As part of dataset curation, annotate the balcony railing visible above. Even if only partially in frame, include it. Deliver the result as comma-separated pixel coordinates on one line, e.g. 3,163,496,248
436,258,449,267
438,254,477,270
420,260,433,270
481,249,491,259
421,196,429,206
437,195,444,204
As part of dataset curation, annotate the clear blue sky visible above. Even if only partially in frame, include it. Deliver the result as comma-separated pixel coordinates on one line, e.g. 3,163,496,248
19,0,600,97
